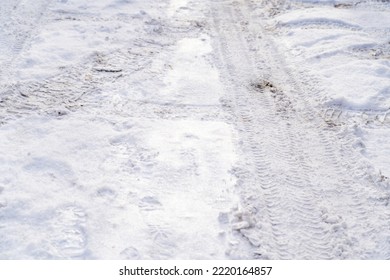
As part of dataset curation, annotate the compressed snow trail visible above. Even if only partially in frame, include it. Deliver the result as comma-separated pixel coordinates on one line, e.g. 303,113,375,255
0,0,390,260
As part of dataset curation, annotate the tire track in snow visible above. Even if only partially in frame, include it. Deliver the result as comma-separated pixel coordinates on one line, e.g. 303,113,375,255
210,0,390,259
211,3,308,259
247,0,390,259
245,0,390,259
0,0,51,81
0,0,23,61
0,0,53,125
0,2,177,125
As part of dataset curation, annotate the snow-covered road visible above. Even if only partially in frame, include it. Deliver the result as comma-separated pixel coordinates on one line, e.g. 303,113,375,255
0,0,389,259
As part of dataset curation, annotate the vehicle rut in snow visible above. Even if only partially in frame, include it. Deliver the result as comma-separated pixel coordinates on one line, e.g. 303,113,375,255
210,0,390,259
0,0,51,79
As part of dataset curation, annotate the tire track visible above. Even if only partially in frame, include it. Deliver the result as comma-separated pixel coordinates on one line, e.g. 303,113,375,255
244,0,390,259
211,2,306,259
0,0,53,124
0,0,52,81
251,1,390,258
210,0,390,259
0,6,177,126
0,0,23,60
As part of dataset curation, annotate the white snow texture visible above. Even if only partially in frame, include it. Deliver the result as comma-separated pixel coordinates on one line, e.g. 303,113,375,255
0,0,389,259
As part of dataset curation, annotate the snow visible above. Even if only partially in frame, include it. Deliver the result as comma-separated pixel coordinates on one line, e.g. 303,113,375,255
0,0,245,260
168,0,189,17
1,0,390,260
269,1,390,179
0,95,238,259
163,35,224,105
361,127,390,176
272,5,390,111
11,1,160,82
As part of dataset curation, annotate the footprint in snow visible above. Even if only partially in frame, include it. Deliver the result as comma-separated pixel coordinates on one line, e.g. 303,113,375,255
47,205,88,259
148,225,176,259
96,187,117,202
120,246,141,260
138,196,162,211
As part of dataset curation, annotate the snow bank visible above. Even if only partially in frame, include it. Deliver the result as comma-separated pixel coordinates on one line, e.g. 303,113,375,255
273,5,390,111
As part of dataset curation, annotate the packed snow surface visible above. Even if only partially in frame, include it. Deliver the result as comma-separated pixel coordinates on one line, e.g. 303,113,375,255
0,0,389,259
